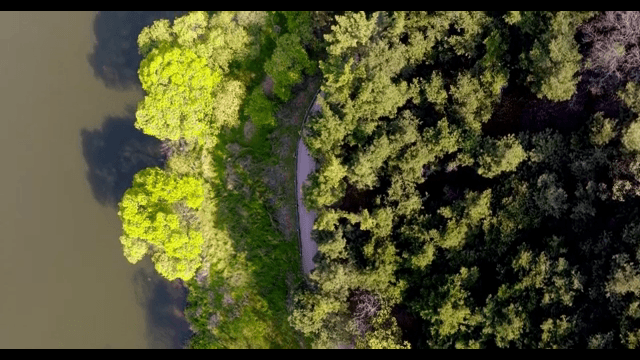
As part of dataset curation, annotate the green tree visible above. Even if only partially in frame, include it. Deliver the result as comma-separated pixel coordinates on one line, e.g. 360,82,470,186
451,72,496,133
211,79,246,129
118,167,205,281
446,11,490,58
539,316,575,349
264,33,314,101
477,28,509,96
522,12,595,101
324,11,377,58
534,173,568,219
305,101,355,156
137,11,251,74
356,307,411,349
422,71,448,113
349,135,393,189
619,81,640,114
137,19,173,56
196,11,251,72
304,154,348,209
136,45,221,141
244,86,276,127
626,329,640,349
606,254,640,297
482,301,526,348
622,119,640,152
589,112,617,146
173,11,209,49
527,129,568,172
421,267,482,347
504,11,522,25
283,11,314,46
477,135,527,178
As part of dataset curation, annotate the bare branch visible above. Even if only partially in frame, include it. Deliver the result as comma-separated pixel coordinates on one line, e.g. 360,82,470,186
582,11,640,91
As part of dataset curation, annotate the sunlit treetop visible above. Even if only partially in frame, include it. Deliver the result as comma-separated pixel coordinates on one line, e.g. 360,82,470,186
135,45,221,141
137,11,251,73
135,11,253,141
118,167,205,281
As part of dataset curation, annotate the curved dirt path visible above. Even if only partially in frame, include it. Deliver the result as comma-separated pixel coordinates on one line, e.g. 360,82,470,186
297,139,318,274
296,90,322,274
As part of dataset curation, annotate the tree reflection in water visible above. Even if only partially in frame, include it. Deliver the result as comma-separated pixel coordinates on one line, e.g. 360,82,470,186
85,10,194,349
88,11,186,90
81,115,195,348
132,259,193,349
81,115,164,208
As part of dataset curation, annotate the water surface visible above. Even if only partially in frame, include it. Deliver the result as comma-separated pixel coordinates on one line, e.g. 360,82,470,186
0,11,189,348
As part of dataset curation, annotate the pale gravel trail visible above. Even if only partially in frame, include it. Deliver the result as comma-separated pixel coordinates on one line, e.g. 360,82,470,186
296,139,318,274
296,91,322,274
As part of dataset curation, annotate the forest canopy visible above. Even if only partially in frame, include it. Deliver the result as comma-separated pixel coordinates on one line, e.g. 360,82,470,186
293,10,640,349
117,10,640,349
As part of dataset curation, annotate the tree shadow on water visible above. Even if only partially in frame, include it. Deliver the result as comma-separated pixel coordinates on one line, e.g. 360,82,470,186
132,260,193,349
80,114,164,208
88,11,186,90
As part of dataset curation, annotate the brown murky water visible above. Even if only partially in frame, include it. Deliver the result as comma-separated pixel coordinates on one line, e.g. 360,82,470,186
0,11,190,348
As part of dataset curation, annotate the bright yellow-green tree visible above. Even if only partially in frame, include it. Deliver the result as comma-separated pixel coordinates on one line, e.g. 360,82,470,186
135,45,221,141
118,167,204,281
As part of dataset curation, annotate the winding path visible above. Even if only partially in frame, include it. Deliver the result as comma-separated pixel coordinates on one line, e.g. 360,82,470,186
296,90,322,274
297,139,318,274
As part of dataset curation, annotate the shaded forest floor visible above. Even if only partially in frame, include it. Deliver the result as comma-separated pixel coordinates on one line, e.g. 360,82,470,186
485,71,624,138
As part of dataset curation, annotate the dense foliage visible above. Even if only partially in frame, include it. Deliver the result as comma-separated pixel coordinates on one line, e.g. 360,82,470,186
292,11,640,349
136,45,221,141
117,10,640,349
135,11,251,142
118,167,204,281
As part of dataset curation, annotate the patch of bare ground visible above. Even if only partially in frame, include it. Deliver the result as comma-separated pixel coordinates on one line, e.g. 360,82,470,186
225,161,253,199
225,142,242,156
243,120,256,141
276,76,322,127
225,162,241,191
275,205,295,240
311,91,324,115
262,75,274,97
270,134,293,161
285,272,294,313
237,155,252,172
208,313,220,331
257,76,322,244
263,164,295,239
264,165,287,194
195,265,210,287
223,293,234,306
